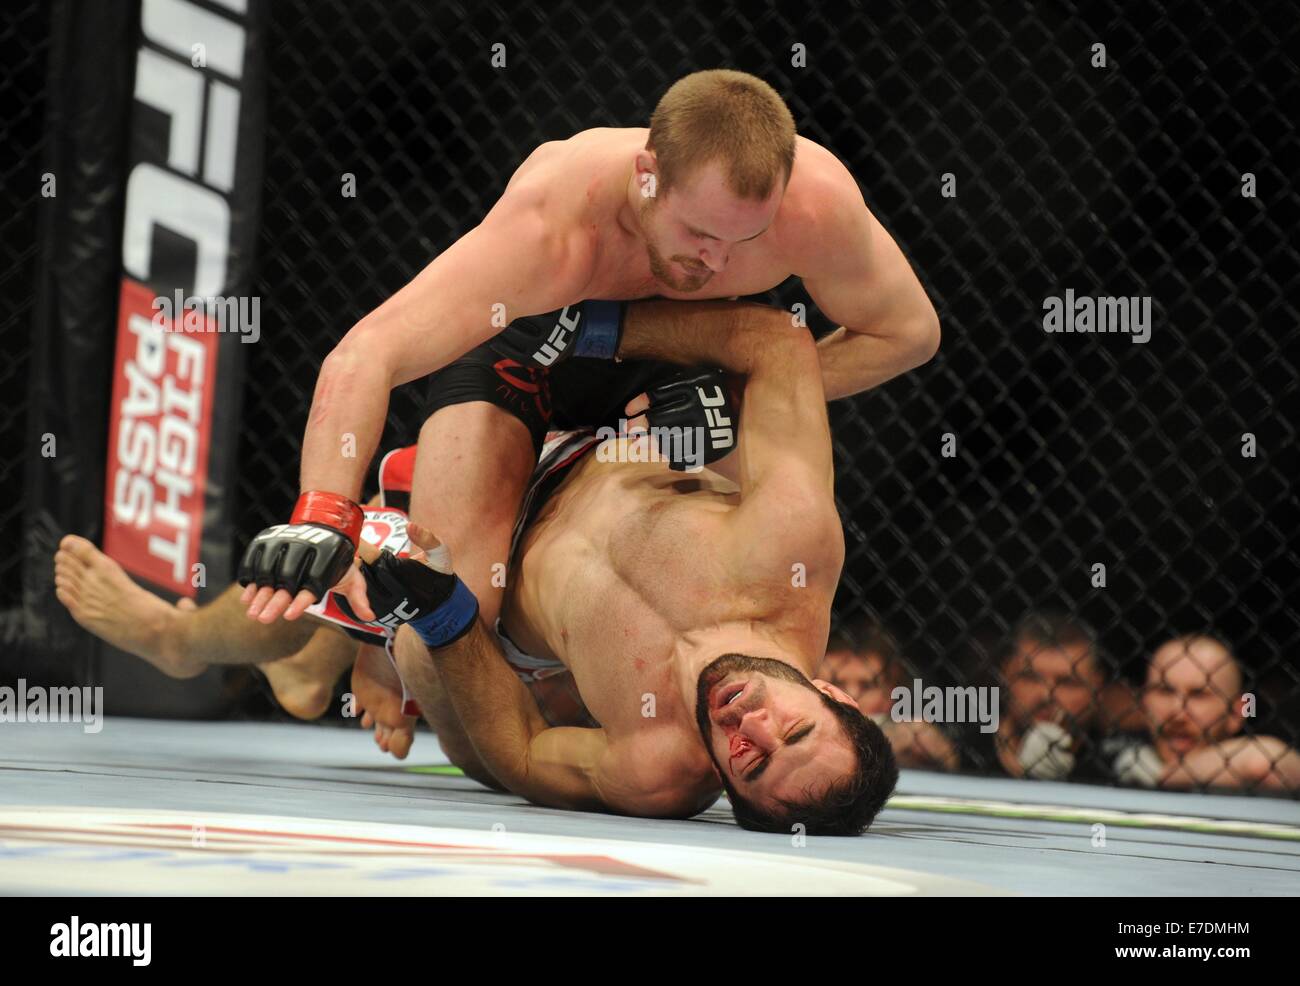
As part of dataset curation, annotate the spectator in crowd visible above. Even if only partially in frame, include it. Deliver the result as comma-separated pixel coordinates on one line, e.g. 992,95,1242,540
1112,634,1300,791
821,622,905,716
975,611,1111,781
821,621,958,771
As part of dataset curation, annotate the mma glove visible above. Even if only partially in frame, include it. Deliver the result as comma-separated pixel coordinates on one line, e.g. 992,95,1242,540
489,301,626,367
643,368,737,471
1113,742,1165,788
1018,720,1077,780
237,491,363,601
337,546,480,649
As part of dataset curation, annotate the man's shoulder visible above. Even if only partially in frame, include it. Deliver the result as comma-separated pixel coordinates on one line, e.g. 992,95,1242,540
506,127,637,204
788,138,863,208
496,129,634,259
778,138,870,267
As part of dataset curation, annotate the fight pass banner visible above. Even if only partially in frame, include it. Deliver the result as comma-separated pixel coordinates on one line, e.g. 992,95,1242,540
102,0,267,600
24,0,266,708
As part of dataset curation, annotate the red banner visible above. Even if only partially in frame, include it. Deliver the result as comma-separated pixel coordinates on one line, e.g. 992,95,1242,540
102,279,218,596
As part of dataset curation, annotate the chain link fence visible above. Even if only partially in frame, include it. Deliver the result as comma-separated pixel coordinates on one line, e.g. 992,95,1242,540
1,4,51,642
241,0,1298,793
10,0,1297,793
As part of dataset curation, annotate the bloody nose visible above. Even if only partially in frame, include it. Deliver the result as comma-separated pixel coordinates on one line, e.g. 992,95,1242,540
729,734,752,759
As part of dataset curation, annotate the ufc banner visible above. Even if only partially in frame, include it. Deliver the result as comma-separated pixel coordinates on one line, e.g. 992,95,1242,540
23,0,266,704
102,0,268,599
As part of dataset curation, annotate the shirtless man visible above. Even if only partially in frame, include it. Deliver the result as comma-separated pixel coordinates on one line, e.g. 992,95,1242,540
237,68,940,652
361,300,899,835
1113,634,1300,791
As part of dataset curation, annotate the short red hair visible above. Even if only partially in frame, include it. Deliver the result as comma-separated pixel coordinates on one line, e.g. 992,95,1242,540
647,69,796,199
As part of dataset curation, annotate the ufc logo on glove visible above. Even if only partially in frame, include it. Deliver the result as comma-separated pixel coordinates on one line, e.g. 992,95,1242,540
697,384,734,452
374,598,421,632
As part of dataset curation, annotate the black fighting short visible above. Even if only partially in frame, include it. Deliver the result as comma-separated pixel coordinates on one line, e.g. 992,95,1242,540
424,343,681,456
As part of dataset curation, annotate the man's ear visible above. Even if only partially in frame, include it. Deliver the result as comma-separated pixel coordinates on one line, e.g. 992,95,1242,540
812,679,857,708
634,149,659,184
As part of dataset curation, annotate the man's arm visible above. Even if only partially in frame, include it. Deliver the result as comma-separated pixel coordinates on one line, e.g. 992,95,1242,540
1160,736,1300,792
398,619,647,812
618,300,840,571
245,183,596,623
619,300,834,493
878,718,961,771
304,193,594,499
797,176,940,400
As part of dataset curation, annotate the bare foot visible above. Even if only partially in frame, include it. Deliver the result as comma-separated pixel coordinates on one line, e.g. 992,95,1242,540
257,651,333,720
53,535,204,678
352,646,416,760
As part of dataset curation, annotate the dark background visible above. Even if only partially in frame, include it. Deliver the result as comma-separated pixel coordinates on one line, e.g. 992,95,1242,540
4,0,1296,785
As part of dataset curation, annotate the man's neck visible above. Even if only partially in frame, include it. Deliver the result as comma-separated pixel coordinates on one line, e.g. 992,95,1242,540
616,170,646,241
671,620,819,703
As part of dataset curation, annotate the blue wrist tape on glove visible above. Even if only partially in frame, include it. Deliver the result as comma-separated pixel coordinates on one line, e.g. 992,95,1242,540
408,577,479,648
572,300,624,359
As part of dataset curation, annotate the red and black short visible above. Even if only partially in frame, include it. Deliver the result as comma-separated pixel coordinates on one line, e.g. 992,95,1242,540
423,343,681,456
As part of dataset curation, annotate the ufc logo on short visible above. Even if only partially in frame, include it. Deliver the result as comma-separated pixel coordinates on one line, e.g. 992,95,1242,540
531,306,582,366
697,385,734,451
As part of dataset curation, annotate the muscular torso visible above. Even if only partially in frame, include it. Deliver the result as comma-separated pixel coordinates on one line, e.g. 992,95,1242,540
505,127,846,302
490,129,848,811
500,441,840,809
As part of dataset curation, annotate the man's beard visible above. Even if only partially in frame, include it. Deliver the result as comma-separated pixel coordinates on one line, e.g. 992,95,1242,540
693,653,814,755
1156,718,1202,747
647,244,712,292
642,203,713,292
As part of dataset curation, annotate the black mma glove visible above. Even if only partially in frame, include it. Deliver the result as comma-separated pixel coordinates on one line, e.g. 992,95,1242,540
336,550,479,649
644,368,738,471
489,301,626,367
237,491,363,600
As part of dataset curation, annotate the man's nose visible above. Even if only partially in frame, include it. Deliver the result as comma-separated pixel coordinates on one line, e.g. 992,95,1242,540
699,246,728,272
738,708,773,741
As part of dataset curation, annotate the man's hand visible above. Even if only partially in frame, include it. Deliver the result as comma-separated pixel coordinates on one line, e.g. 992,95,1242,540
1018,721,1077,780
1114,742,1165,787
878,717,961,771
624,368,738,471
341,522,480,648
238,491,370,624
